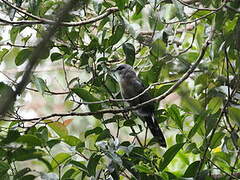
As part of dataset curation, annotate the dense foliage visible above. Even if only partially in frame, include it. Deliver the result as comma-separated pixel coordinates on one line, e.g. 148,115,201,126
0,0,240,179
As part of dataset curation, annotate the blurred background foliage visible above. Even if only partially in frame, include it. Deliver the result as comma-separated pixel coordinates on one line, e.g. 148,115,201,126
0,0,240,179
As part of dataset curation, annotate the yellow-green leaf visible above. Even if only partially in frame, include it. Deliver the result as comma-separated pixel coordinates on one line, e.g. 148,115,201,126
48,122,68,138
51,153,71,169
229,107,240,128
208,97,222,114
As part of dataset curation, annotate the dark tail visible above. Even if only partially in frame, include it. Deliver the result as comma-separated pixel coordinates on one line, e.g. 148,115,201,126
144,116,166,147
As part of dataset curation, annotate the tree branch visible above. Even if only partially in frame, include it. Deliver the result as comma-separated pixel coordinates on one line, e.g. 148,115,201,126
0,0,79,116
0,0,118,27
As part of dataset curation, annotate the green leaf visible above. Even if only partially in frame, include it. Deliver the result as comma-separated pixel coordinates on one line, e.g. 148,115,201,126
228,107,240,128
0,173,10,180
1,129,20,145
150,39,166,58
51,153,71,169
135,1,145,14
17,134,43,147
63,135,80,146
18,175,36,180
85,37,99,51
10,27,20,43
210,132,225,149
0,48,9,63
21,35,32,44
176,134,185,144
69,160,88,173
38,157,53,171
87,153,102,176
0,161,10,174
50,52,62,61
37,126,48,143
167,104,183,130
98,17,110,32
48,122,68,138
105,75,118,93
46,139,61,149
205,114,218,136
123,119,136,127
93,0,102,14
188,114,205,139
109,24,125,46
136,0,147,7
115,0,127,10
76,141,85,153
133,163,154,174
183,161,200,177
181,96,203,114
32,76,48,95
172,0,185,20
61,168,79,180
96,129,111,142
0,148,6,159
122,43,135,66
208,97,222,114
154,84,173,97
15,49,32,66
185,143,199,154
12,148,45,161
159,143,184,171
79,52,89,66
72,87,103,119
85,127,103,138
140,60,163,84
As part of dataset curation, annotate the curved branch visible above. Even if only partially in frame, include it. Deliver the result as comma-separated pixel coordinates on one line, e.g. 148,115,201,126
1,0,50,21
0,1,119,27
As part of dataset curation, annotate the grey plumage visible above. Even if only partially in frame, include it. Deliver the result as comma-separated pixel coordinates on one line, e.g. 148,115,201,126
114,64,166,147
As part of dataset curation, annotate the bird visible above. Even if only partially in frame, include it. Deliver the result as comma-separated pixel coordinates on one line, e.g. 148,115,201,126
114,64,166,147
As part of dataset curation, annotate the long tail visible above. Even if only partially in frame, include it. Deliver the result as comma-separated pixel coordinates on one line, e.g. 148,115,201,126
144,116,166,147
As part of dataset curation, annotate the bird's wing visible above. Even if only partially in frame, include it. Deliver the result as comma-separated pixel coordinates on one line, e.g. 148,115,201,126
129,79,167,147
129,78,155,114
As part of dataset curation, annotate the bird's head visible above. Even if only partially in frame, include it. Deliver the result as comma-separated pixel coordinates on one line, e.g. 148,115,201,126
113,64,133,77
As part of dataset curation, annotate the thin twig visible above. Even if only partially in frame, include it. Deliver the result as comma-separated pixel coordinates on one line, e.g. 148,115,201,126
209,158,238,179
176,0,225,11
0,71,69,95
74,79,178,105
